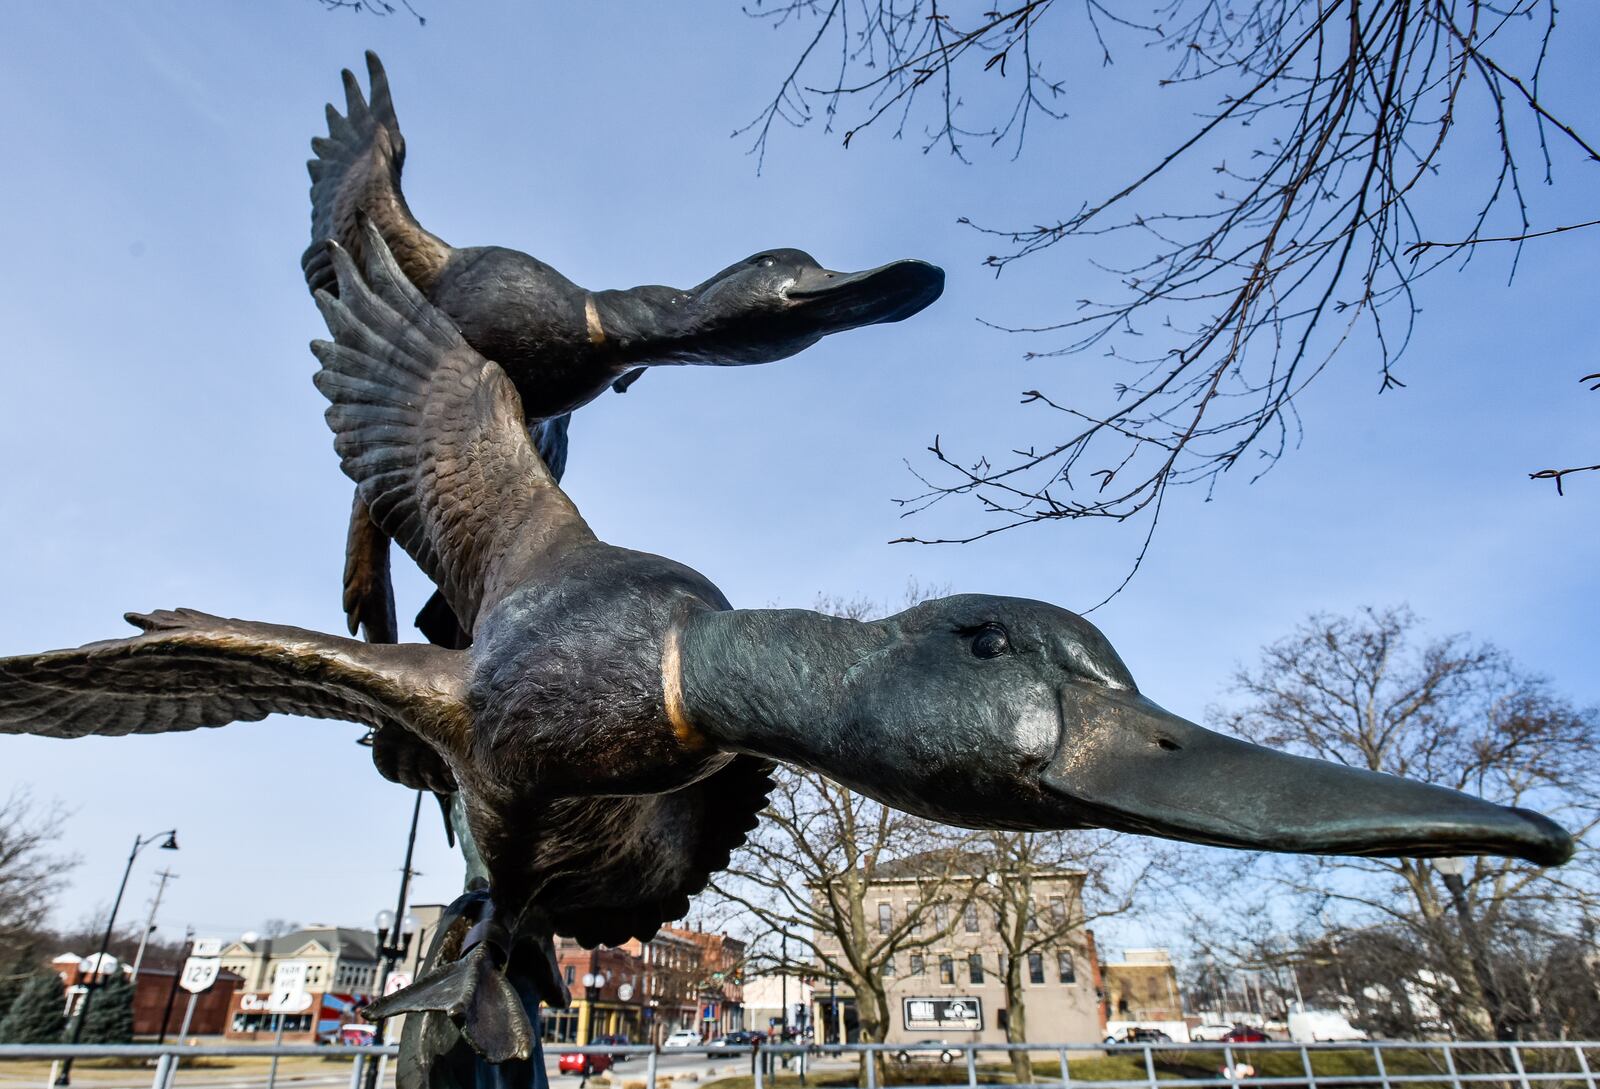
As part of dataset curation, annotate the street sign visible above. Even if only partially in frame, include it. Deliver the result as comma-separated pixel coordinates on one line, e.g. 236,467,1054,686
191,938,224,958
266,961,313,1013
385,971,412,996
266,990,314,1013
179,957,220,994
617,983,634,1002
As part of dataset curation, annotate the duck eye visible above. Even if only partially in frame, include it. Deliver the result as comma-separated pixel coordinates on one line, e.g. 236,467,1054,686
969,624,1010,660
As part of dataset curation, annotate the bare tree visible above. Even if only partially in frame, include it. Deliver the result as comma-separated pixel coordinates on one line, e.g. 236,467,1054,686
973,830,1142,1083
742,1,1598,587
1205,606,1599,1039
0,793,75,991
706,768,979,1064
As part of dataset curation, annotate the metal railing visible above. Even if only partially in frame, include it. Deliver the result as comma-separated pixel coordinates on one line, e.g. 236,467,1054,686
0,1039,1596,1089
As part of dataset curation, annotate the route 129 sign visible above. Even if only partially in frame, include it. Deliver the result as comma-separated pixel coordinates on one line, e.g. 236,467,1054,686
179,957,220,994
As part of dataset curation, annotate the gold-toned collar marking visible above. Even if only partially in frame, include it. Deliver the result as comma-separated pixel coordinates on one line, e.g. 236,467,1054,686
661,622,705,749
584,295,607,346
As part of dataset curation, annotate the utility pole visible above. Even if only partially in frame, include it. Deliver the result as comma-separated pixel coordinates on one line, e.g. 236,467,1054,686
130,869,178,982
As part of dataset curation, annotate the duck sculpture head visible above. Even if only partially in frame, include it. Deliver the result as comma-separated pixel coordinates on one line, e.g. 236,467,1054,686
680,595,1573,866
647,248,946,365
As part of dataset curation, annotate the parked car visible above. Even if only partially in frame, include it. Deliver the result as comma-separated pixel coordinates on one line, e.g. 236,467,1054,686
706,1030,764,1056
1287,1010,1368,1043
1105,1027,1173,1044
895,1040,958,1063
320,1024,377,1046
558,1051,613,1076
1188,1022,1233,1042
593,1034,633,1062
663,1029,702,1049
1220,1026,1273,1043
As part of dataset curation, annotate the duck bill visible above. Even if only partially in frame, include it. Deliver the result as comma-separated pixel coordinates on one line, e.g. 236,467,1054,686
1044,689,1574,866
786,259,945,327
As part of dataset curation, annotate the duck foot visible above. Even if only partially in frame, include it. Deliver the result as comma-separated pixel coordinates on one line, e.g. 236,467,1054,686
367,891,535,1067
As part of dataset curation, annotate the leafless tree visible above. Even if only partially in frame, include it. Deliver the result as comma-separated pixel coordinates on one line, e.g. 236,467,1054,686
312,0,424,23
0,793,75,981
706,768,979,1067
742,1,1597,588
971,830,1143,1083
1199,606,1599,1039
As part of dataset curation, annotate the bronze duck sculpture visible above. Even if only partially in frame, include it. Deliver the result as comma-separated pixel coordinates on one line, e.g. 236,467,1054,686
0,229,1573,1069
303,52,944,647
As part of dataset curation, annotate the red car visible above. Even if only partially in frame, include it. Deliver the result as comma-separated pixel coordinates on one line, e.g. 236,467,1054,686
1220,1026,1272,1043
558,1051,613,1076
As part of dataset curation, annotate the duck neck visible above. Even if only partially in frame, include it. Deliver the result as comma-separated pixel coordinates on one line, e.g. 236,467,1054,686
588,285,710,365
671,608,884,771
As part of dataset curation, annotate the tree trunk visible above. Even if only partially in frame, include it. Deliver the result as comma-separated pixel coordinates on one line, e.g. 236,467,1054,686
854,982,891,1087
1006,960,1032,1084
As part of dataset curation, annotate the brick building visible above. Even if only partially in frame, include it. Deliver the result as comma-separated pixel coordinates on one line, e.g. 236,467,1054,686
1101,948,1186,1038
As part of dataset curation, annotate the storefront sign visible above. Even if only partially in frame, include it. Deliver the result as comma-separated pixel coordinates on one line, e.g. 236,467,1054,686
903,996,982,1032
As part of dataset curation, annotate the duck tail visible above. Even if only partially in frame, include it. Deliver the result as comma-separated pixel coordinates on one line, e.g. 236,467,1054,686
302,51,448,298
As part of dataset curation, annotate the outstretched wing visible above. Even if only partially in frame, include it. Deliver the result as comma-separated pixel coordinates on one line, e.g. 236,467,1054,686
311,223,597,635
0,610,466,792
303,52,449,298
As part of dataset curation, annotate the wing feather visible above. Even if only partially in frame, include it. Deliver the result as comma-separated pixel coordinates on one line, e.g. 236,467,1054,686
303,52,449,298
311,225,595,635
0,609,466,793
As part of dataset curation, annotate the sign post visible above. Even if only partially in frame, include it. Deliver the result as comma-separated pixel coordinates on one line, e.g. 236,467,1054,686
161,940,224,1089
266,962,312,1089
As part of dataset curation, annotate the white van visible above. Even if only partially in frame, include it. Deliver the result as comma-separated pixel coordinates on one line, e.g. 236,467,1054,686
1287,1010,1368,1042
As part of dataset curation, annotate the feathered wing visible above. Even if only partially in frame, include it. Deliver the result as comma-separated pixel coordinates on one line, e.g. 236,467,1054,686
312,223,596,635
0,609,466,793
303,52,449,298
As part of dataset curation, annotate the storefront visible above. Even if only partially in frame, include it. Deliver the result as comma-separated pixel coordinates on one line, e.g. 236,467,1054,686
226,990,371,1044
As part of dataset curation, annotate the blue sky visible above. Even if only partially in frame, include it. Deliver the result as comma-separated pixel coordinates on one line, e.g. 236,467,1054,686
1,2,1595,953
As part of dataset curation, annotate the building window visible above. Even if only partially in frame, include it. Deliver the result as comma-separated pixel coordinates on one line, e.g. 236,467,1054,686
963,903,979,933
908,902,921,933
934,902,949,932
882,957,895,978
1025,902,1038,931
909,954,925,976
1028,953,1045,984
1058,952,1076,984
968,955,984,985
939,956,955,985
998,953,1009,981
1050,896,1067,926
877,902,892,934
565,965,575,985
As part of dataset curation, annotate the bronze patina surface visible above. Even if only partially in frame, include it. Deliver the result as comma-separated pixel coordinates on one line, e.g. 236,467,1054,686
0,230,1572,1081
306,54,945,647
0,54,1577,1089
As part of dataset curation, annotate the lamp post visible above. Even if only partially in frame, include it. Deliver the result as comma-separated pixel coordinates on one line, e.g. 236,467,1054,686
581,953,609,1045
1434,856,1509,1040
364,789,423,1089
57,829,178,1086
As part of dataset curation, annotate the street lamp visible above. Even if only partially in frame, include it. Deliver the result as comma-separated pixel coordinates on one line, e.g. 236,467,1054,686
57,829,178,1085
582,963,608,1044
1434,857,1508,1039
364,791,424,1089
